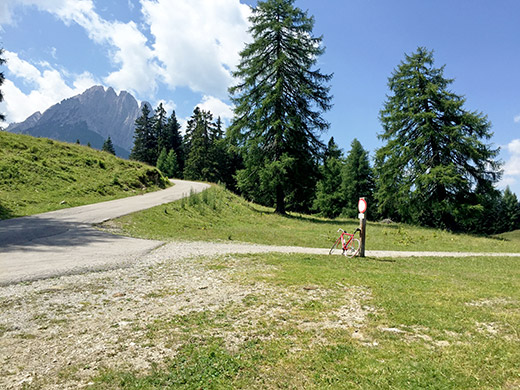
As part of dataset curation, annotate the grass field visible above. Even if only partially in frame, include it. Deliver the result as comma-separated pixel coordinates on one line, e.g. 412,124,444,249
89,252,520,389
0,131,169,219
109,185,520,253
90,186,520,387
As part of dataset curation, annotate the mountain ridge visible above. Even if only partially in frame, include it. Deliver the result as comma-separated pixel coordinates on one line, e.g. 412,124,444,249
6,85,145,158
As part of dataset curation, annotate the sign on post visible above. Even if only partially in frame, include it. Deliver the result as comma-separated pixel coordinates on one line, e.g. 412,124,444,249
358,197,367,257
358,198,367,214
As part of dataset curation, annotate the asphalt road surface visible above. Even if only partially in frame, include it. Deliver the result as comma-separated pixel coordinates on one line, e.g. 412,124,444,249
0,180,210,285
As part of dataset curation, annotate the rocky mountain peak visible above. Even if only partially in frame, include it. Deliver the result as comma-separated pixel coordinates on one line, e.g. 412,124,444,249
6,85,142,156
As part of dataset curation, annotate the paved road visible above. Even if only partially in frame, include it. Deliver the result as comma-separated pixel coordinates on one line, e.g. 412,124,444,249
2,178,519,286
0,180,210,285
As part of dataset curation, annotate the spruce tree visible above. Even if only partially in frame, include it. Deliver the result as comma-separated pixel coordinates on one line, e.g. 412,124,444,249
501,187,520,232
130,104,156,165
102,136,116,155
229,0,332,214
165,110,184,174
154,103,168,156
183,107,215,181
342,139,374,218
0,48,6,123
375,47,502,231
313,137,344,218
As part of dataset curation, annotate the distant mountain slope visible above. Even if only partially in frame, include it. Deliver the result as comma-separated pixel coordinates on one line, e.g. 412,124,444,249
6,86,145,158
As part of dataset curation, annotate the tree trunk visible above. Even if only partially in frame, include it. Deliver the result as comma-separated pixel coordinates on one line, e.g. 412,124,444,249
275,184,286,214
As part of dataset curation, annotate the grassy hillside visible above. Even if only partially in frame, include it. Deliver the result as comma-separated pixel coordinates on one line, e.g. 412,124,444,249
0,131,169,219
108,185,520,253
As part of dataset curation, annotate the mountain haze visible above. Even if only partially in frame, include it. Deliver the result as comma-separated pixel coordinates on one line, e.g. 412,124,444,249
6,86,145,158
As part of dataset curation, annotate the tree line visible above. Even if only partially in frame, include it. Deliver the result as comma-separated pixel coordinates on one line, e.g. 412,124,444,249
129,0,520,234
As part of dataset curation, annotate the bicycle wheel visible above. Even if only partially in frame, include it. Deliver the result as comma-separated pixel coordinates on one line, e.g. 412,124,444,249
344,238,360,258
329,237,343,255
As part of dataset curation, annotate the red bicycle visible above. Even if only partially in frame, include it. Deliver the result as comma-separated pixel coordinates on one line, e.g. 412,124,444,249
329,228,361,257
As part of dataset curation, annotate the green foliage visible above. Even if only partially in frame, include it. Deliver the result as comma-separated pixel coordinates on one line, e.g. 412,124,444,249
165,110,185,174
183,107,215,181
313,137,344,218
229,0,332,214
101,136,116,155
183,109,231,184
153,102,168,154
156,147,168,176
375,47,502,232
131,103,187,175
157,148,180,178
0,131,169,219
342,138,375,218
129,104,156,165
500,186,520,232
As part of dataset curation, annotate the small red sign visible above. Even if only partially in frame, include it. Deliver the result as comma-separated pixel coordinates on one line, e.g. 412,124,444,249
358,198,367,214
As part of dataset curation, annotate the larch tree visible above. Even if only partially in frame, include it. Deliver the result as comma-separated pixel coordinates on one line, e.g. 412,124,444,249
375,47,501,231
229,0,332,214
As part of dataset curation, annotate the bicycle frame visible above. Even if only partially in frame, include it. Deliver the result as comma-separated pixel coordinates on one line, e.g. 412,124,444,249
329,228,361,257
338,228,354,250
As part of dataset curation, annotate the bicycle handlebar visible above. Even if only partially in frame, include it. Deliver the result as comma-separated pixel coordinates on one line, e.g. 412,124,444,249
337,228,361,235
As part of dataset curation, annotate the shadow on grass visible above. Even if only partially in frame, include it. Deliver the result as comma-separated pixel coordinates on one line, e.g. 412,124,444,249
0,203,15,220
247,205,405,231
364,257,397,263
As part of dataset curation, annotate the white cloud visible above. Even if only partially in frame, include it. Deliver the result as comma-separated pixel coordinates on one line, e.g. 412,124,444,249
0,51,97,123
1,0,251,123
515,114,520,123
141,0,251,97
196,95,234,121
499,139,520,194
2,0,158,97
504,139,520,176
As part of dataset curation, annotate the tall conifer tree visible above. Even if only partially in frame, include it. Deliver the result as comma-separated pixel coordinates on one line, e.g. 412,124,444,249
130,104,156,165
183,107,216,181
229,0,332,214
375,47,501,231
154,103,168,158
165,110,184,174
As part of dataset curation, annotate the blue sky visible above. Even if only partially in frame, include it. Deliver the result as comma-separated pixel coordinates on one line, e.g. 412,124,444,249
1,0,519,195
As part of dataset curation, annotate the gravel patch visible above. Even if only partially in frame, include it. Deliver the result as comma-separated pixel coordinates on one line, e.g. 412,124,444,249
0,241,373,389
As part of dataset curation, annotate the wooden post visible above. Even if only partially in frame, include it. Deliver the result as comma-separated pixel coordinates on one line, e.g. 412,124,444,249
359,213,366,257
358,197,367,257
